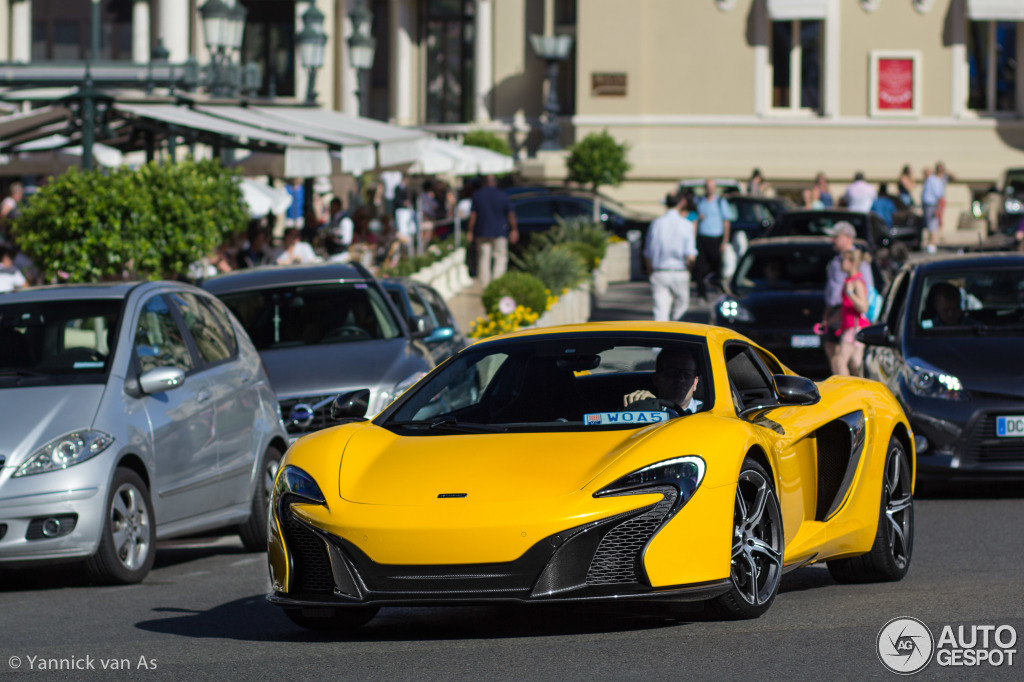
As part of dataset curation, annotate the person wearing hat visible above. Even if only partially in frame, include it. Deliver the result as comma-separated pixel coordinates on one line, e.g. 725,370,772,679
644,191,698,322
822,221,874,371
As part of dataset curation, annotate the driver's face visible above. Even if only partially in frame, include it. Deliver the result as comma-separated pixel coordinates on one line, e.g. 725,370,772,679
654,352,699,408
935,296,961,325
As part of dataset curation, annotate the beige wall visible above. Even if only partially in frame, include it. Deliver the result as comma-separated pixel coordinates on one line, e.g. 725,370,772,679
491,0,545,120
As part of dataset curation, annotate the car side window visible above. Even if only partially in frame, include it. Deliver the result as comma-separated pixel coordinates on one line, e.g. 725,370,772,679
420,287,454,329
513,199,555,220
170,292,233,367
753,347,784,377
134,295,193,374
556,199,591,219
724,344,774,411
406,287,431,320
883,271,911,333
200,295,238,356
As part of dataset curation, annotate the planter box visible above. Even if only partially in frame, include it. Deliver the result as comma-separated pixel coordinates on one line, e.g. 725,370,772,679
535,285,591,328
409,248,471,299
600,240,631,283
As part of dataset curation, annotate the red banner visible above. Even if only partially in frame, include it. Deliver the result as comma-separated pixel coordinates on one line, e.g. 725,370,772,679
877,58,914,111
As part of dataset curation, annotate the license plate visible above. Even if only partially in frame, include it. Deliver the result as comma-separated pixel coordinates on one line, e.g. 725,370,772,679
995,415,1024,438
791,334,820,349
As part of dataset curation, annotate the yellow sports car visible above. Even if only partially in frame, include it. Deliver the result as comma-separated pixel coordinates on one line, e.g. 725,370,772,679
268,322,914,630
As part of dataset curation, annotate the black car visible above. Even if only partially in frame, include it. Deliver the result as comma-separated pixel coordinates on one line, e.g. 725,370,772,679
203,262,434,441
508,189,655,243
996,167,1024,233
764,208,921,257
859,253,1024,482
380,277,466,365
711,237,842,378
728,196,797,242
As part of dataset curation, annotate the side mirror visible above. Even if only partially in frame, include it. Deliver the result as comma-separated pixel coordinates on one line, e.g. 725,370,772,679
410,315,435,339
773,374,820,406
856,323,893,347
138,367,186,395
426,326,455,344
330,389,370,422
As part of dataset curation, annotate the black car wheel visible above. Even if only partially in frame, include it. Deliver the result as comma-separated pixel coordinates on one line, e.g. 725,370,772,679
828,435,913,583
238,446,283,552
711,458,784,619
284,606,380,631
85,468,156,585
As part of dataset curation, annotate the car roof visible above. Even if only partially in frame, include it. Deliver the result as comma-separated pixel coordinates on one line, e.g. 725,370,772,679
747,236,838,249
468,320,747,347
908,252,1024,273
201,262,373,294
782,208,870,219
0,280,176,304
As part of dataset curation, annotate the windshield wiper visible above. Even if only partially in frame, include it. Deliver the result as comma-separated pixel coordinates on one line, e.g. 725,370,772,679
386,418,501,434
0,369,46,378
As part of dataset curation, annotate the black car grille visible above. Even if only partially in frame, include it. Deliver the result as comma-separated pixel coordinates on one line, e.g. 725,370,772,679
278,395,339,436
964,414,1024,463
283,512,335,593
586,486,678,586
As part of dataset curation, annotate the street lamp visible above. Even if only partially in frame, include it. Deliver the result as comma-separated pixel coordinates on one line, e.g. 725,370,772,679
529,33,574,151
198,0,248,98
296,3,328,105
347,0,377,115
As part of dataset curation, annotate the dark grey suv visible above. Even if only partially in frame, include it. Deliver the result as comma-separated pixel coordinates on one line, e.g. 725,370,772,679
203,263,434,441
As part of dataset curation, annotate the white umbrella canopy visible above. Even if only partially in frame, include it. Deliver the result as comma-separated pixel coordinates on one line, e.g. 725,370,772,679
407,138,515,176
2,134,124,174
238,178,292,218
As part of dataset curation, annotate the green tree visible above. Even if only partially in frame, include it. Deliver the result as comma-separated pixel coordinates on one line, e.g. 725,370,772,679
565,130,632,220
13,159,248,283
463,129,512,157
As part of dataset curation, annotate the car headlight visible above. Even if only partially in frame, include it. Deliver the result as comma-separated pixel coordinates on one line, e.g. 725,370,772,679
719,299,754,323
905,359,964,400
274,465,327,507
14,430,114,477
595,456,706,505
1005,198,1022,213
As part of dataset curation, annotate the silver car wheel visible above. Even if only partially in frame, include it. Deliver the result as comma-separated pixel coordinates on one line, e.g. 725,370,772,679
110,481,151,571
730,469,783,606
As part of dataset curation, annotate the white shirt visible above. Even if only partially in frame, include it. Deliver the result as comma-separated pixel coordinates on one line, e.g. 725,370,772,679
276,241,319,265
644,209,697,271
843,180,877,213
0,267,26,293
380,171,404,201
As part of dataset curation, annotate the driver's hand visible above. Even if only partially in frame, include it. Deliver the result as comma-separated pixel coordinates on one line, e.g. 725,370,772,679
623,389,655,407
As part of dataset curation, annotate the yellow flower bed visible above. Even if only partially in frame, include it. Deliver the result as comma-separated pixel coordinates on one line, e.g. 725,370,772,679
469,305,540,339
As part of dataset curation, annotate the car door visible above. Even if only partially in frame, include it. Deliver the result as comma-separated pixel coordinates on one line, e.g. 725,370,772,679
864,269,912,392
169,291,260,508
131,293,220,525
724,342,832,551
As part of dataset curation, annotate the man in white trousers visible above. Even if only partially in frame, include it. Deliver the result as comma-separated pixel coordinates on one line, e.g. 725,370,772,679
644,191,698,322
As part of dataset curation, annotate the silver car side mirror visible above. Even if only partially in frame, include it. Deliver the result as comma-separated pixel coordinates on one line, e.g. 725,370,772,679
138,367,186,395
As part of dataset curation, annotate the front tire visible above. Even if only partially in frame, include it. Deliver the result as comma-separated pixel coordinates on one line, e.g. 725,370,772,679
710,459,784,620
85,468,156,585
827,435,913,583
239,446,283,552
284,606,380,631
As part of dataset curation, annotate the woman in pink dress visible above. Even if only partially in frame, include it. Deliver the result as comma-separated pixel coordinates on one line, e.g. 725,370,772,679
832,249,870,377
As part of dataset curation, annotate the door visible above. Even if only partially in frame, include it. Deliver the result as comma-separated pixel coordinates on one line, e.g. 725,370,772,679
170,291,260,508
131,293,219,525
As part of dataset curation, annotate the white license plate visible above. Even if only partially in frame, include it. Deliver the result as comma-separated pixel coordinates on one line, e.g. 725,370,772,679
791,334,820,349
995,415,1024,438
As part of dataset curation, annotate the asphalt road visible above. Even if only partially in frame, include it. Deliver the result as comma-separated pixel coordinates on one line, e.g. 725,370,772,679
1,489,1021,680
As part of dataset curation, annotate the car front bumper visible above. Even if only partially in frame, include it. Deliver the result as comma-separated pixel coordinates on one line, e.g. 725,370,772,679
905,392,1024,480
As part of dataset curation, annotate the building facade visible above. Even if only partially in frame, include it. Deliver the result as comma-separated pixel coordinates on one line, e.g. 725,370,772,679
3,0,1024,218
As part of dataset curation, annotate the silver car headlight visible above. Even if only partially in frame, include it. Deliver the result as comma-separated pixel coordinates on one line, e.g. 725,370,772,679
905,359,964,400
14,430,114,477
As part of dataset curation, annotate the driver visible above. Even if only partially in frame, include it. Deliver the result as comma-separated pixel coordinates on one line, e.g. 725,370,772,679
924,281,965,327
623,348,703,415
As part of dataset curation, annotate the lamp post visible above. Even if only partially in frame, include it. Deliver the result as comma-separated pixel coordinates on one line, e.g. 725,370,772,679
197,0,248,98
346,0,377,116
529,34,573,151
296,4,328,106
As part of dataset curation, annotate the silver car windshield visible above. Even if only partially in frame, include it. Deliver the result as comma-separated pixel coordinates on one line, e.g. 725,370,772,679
218,282,402,350
380,336,711,432
0,299,123,386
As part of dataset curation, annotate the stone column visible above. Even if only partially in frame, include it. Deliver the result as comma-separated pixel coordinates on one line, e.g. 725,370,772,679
473,0,493,123
132,0,151,63
753,0,768,116
389,0,413,124
823,0,840,118
157,0,189,63
11,0,31,63
339,6,359,114
950,0,967,117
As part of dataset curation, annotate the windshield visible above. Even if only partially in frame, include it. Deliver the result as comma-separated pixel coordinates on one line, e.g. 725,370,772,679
379,335,712,433
915,269,1024,335
218,282,402,350
1005,172,1024,194
778,213,867,238
0,299,123,387
732,246,832,294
